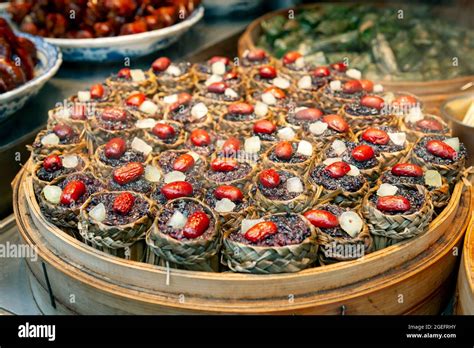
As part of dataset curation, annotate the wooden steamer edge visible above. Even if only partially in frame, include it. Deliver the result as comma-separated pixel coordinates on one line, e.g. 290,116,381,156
456,209,474,315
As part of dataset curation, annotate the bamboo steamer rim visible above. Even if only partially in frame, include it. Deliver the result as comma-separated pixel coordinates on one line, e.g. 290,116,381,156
238,2,474,90
461,212,474,291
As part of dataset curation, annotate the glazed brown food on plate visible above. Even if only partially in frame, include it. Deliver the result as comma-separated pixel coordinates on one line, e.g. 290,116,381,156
8,0,200,38
0,18,37,93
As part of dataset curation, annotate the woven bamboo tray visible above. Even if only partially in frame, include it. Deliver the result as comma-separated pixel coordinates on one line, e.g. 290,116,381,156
237,3,474,103
12,162,473,314
456,211,474,314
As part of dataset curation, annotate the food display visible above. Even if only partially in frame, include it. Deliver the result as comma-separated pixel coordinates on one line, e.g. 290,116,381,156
8,0,201,39
256,4,474,81
0,18,37,93
22,44,470,277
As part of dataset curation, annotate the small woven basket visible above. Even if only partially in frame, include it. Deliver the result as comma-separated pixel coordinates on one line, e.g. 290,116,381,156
342,109,399,134
29,129,87,161
260,142,316,176
149,68,194,94
221,212,318,274
142,121,187,153
362,184,434,250
105,72,158,98
146,198,221,272
399,114,451,142
217,110,274,137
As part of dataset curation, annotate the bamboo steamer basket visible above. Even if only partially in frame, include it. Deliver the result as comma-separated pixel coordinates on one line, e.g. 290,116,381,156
237,3,474,105
12,162,472,314
456,212,474,314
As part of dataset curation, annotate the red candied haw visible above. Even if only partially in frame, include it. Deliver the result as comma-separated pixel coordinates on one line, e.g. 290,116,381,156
224,71,239,80
53,124,74,139
113,162,144,185
392,95,418,107
117,68,131,79
183,211,211,239
244,221,278,243
295,108,323,121
416,119,443,131
209,56,230,65
113,192,135,215
60,180,86,205
90,84,105,99
210,158,238,172
173,154,195,172
253,120,276,134
264,86,286,99
426,140,456,160
312,66,331,77
43,154,62,172
101,108,127,122
214,185,244,202
362,128,390,145
161,181,194,200
274,141,293,160
104,138,127,159
259,169,280,188
247,49,267,61
222,137,241,154
342,80,363,94
228,102,254,115
169,93,192,112
351,144,375,162
330,62,347,72
190,129,211,146
259,65,277,79
324,161,351,179
360,95,384,110
125,92,146,107
304,209,339,229
120,20,147,35
391,163,424,177
359,80,374,92
283,51,302,65
323,114,349,133
152,57,171,72
376,196,411,213
207,82,227,94
152,123,176,140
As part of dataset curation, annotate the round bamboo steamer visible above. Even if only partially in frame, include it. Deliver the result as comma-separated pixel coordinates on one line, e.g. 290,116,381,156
12,164,473,315
456,211,474,314
238,3,474,101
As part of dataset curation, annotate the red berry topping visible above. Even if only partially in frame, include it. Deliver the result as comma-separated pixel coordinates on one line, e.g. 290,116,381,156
416,119,443,131
253,120,276,134
283,51,302,65
210,158,238,172
117,68,131,79
259,65,277,79
214,185,244,202
190,129,211,146
228,102,254,115
244,221,278,243
342,80,363,94
351,144,375,162
223,71,238,81
70,104,87,120
113,192,135,215
43,154,62,172
90,84,105,99
359,80,374,92
125,92,146,107
113,162,144,185
60,180,86,205
207,82,227,94
101,108,127,122
161,181,193,200
295,108,323,121
52,124,74,139
247,49,267,61
222,137,241,154
209,56,230,65
376,196,411,213
392,95,418,107
173,154,195,172
259,169,280,188
323,114,349,133
104,137,127,159
152,123,176,140
274,141,293,160
330,61,347,72
304,209,339,228
426,140,456,160
361,128,390,145
264,86,286,99
391,163,424,177
360,95,384,110
152,57,171,72
324,161,351,179
312,66,330,77
183,211,210,239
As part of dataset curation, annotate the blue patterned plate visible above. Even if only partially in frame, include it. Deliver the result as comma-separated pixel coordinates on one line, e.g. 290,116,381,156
0,32,63,121
44,6,204,62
